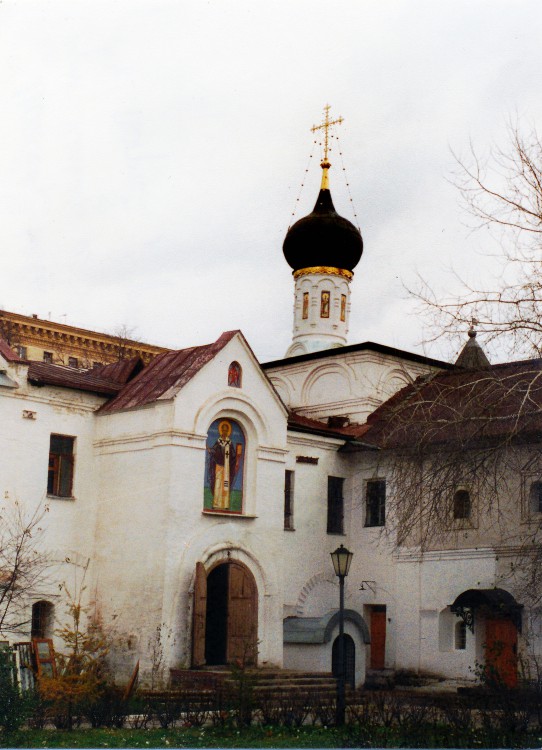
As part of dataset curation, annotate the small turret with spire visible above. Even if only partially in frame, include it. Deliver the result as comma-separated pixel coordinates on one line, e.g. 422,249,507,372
283,106,363,357
455,320,491,369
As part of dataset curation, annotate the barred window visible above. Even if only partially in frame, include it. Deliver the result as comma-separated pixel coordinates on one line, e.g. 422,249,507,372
453,489,471,520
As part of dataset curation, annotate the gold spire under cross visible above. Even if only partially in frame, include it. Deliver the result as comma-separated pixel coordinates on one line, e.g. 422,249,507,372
311,104,343,189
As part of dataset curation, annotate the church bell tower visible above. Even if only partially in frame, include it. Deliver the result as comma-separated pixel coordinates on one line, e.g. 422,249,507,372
283,107,363,357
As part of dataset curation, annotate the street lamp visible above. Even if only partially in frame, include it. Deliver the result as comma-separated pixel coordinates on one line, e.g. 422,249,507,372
330,544,353,726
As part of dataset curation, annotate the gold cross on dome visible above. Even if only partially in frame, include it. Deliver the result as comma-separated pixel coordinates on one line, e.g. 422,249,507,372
311,104,344,164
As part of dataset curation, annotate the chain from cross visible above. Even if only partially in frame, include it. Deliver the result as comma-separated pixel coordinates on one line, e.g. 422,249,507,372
311,104,344,164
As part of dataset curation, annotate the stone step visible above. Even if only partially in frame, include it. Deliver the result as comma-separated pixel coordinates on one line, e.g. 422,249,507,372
169,667,339,694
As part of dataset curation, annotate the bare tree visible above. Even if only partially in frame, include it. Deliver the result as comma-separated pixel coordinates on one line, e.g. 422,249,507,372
110,324,139,362
0,501,50,636
361,356,542,606
416,124,542,358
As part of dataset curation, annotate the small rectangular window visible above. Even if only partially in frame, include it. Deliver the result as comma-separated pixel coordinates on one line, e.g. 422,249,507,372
453,489,471,520
530,481,542,513
68,357,78,368
43,351,53,364
47,434,75,498
327,476,344,534
284,470,294,530
17,345,27,359
365,479,386,527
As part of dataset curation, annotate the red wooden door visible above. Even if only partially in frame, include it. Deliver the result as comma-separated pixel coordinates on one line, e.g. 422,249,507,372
370,608,386,669
226,562,258,665
192,562,207,667
485,618,517,687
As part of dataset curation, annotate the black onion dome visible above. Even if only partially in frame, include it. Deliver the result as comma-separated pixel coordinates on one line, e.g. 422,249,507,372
283,188,363,273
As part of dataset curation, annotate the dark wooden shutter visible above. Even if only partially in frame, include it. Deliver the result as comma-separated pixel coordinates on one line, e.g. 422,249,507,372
192,562,207,667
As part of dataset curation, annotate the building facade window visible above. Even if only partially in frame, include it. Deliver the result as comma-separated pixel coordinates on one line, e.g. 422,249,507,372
453,489,471,520
31,601,54,639
228,361,242,388
454,620,467,650
530,481,542,513
17,345,27,359
327,476,344,534
284,470,294,530
365,479,386,527
43,351,53,364
47,434,75,497
68,356,78,368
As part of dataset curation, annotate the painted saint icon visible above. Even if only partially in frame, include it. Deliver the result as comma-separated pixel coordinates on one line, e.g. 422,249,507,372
340,294,346,322
302,292,309,320
228,361,242,388
204,419,245,512
321,290,330,318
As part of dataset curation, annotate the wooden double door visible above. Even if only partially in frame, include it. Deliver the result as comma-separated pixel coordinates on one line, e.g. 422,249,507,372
192,561,258,667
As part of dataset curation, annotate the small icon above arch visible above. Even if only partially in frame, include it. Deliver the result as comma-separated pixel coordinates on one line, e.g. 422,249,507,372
228,361,242,388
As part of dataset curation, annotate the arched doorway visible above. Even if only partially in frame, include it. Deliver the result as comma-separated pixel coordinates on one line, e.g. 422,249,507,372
192,560,258,667
450,588,521,687
332,634,355,688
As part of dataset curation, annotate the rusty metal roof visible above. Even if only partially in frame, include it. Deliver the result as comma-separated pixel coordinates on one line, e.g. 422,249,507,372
98,331,240,413
0,337,25,363
27,362,123,396
288,411,370,440
361,358,542,449
90,357,144,384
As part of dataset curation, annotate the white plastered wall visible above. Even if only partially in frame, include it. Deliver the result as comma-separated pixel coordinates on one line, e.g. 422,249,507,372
92,334,288,681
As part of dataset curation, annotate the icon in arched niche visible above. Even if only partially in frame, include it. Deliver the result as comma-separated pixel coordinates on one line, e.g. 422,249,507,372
204,418,245,512
228,361,242,388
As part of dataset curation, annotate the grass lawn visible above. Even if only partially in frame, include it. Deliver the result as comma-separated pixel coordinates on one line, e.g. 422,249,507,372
0,726,346,749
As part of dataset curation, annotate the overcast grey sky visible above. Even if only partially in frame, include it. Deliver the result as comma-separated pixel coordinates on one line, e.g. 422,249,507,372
1,0,541,362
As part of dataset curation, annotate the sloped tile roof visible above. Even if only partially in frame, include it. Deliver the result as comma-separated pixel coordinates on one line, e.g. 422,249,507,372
98,331,240,414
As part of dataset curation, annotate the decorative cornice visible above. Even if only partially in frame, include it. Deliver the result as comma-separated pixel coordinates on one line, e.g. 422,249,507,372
0,311,168,365
293,267,353,281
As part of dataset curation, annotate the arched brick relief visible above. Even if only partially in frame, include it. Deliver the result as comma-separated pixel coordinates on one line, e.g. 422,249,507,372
301,363,354,406
193,392,270,446
296,571,337,616
378,368,413,400
268,376,291,408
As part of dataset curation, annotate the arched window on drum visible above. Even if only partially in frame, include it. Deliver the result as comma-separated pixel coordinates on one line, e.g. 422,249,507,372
204,419,245,513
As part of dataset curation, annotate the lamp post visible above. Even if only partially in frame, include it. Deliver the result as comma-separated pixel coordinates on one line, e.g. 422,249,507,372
330,543,353,726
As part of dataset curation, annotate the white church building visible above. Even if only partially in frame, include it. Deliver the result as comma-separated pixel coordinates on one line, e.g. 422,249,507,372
1,135,538,690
